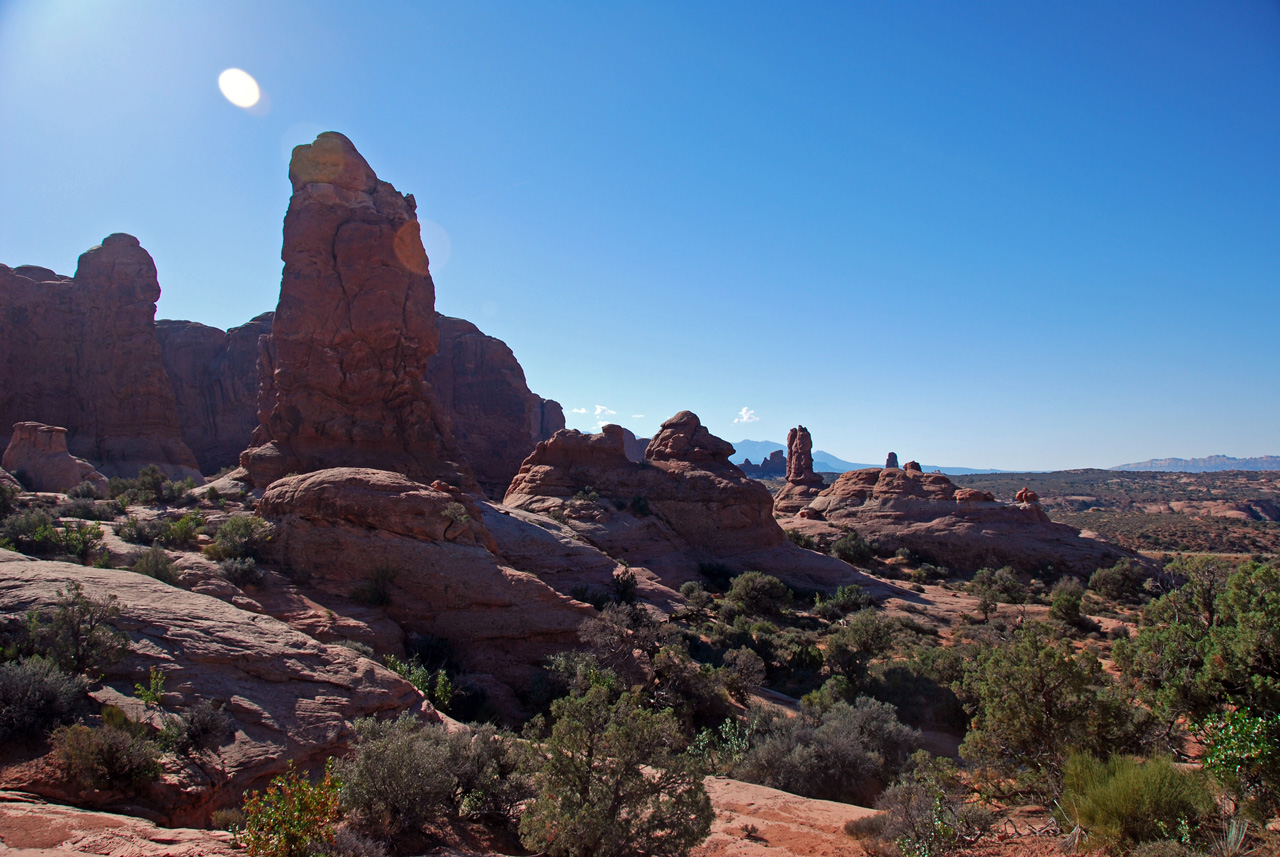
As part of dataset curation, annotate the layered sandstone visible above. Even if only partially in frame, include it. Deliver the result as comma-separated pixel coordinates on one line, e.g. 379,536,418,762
773,426,826,515
0,238,200,478
427,314,565,497
240,132,470,488
505,414,868,590
1,422,108,494
794,466,1132,574
156,313,274,474
0,552,433,826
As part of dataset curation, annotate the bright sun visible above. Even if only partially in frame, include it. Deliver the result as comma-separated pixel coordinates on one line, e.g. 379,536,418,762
218,68,260,108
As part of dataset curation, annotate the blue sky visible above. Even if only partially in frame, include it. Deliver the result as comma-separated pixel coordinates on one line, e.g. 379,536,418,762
1,1,1277,470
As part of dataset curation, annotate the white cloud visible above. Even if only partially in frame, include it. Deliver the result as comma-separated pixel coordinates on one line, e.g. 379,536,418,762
631,414,645,419
733,407,759,424
594,405,616,416
570,407,588,414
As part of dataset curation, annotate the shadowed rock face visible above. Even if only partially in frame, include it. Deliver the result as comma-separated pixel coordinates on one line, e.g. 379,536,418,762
428,314,565,497
240,132,471,488
157,314,274,475
0,237,201,479
795,466,1135,574
774,426,826,515
2,422,108,494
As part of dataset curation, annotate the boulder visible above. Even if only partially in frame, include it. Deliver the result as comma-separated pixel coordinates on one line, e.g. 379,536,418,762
0,238,201,479
774,426,826,515
505,415,869,591
240,133,471,489
258,467,608,713
0,552,433,826
156,313,274,475
427,314,565,498
796,467,1136,574
2,422,108,494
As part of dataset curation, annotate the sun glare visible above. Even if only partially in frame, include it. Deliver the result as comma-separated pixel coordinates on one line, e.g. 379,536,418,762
218,68,260,108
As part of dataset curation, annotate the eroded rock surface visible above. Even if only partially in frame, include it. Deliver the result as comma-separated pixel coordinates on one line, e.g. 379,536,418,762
773,426,826,516
0,238,200,478
157,313,274,474
2,422,108,494
0,552,431,826
240,133,470,489
427,314,565,497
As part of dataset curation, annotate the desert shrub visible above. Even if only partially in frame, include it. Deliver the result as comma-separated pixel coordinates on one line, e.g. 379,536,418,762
572,486,600,504
1200,709,1280,817
1129,843,1198,857
219,557,265,588
1,509,102,561
1090,559,1147,602
610,568,639,604
241,761,342,857
697,561,734,591
733,697,918,806
721,648,766,700
21,582,128,677
679,581,713,615
869,752,995,857
629,493,651,517
813,584,872,621
352,565,398,606
339,714,455,833
155,511,204,548
203,515,272,561
160,699,232,753
314,828,388,857
831,532,873,565
0,482,18,518
116,515,161,545
1056,753,1213,852
0,656,85,740
519,684,713,857
823,609,897,682
727,571,791,616
132,545,178,584
111,465,196,506
51,708,160,792
336,639,375,658
211,808,245,831
786,529,818,550
967,567,1026,620
1049,577,1086,626
56,497,113,521
448,722,533,823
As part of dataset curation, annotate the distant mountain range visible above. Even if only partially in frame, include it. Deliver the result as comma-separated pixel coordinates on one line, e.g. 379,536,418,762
1112,455,1280,473
730,440,1006,476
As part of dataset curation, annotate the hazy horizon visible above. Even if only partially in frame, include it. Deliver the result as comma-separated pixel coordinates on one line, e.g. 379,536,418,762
2,1,1277,471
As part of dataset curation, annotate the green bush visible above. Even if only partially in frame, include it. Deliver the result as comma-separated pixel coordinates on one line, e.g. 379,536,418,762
219,557,264,588
733,697,918,806
65,481,102,500
132,546,178,584
241,761,342,857
1,510,102,562
726,571,791,616
823,610,896,681
721,647,766,700
831,532,874,565
55,497,114,521
116,515,161,545
1056,753,1213,851
0,657,85,740
786,529,818,550
203,515,272,561
1090,559,1147,602
20,582,128,677
158,699,232,754
111,465,196,506
813,584,872,621
519,684,713,857
1200,709,1280,816
863,752,994,857
1049,577,1086,626
156,511,204,548
51,709,160,792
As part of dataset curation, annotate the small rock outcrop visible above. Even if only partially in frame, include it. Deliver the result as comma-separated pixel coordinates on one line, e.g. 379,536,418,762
740,450,786,477
0,238,201,479
427,314,565,497
2,422,108,494
885,452,899,469
791,466,1133,574
241,133,471,489
1015,487,1040,504
505,414,865,590
156,313,274,474
774,426,827,515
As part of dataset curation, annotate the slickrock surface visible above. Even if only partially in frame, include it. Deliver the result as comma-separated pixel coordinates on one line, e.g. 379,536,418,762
505,415,870,590
789,466,1132,574
258,467,608,713
0,551,432,826
241,132,471,488
156,313,274,474
694,777,875,857
773,426,827,515
0,791,236,857
428,314,565,498
1,423,107,495
0,238,201,479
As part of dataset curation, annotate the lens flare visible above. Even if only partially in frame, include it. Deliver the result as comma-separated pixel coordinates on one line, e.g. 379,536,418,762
218,68,261,108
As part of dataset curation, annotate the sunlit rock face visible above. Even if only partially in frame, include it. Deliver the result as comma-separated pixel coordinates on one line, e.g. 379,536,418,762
0,236,201,479
241,132,472,489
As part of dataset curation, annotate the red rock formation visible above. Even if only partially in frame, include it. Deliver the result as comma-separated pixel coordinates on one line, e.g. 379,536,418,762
427,314,565,497
240,133,471,489
885,452,899,469
0,238,201,479
1015,487,1040,503
774,426,826,515
505,415,867,590
795,466,1133,574
2,422,108,494
156,313,274,475
904,460,923,473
